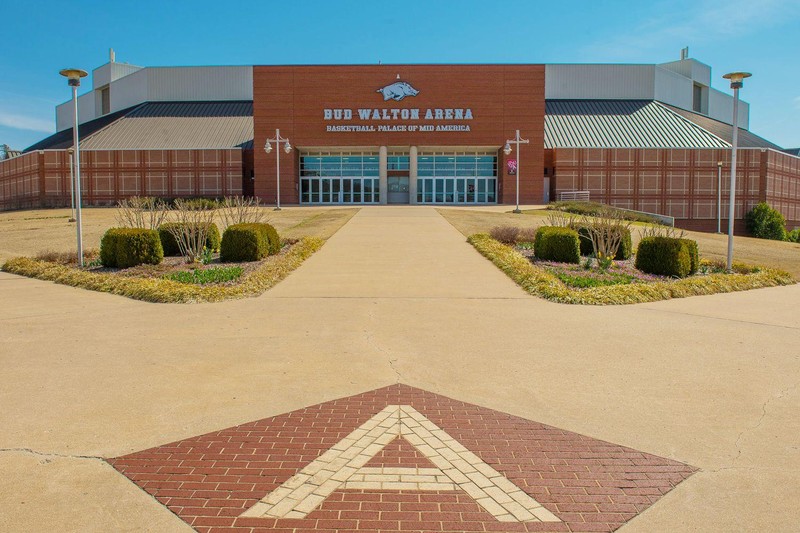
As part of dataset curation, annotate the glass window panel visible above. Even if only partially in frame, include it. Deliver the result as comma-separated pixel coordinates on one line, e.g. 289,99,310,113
456,179,466,203
466,179,476,203
362,179,371,203
435,179,444,203
487,179,496,203
372,179,379,203
321,179,331,203
352,179,362,203
301,179,310,203
343,179,351,203
310,179,319,203
445,179,454,202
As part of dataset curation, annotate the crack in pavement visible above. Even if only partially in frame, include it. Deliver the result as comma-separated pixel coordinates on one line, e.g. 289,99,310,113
642,307,800,331
725,381,800,468
0,447,105,462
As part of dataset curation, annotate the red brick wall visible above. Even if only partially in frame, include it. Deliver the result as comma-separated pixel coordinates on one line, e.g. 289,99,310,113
552,147,780,232
0,149,243,211
253,65,546,205
0,152,40,210
766,150,800,228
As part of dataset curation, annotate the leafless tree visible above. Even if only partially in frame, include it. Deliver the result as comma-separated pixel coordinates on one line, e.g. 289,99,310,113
115,196,169,229
218,196,267,229
546,211,578,228
166,199,216,263
638,224,686,240
581,208,632,267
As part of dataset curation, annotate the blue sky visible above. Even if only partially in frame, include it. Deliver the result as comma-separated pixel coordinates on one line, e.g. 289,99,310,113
2,0,799,150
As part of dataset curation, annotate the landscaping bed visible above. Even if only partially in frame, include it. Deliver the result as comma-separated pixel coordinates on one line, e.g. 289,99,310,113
469,233,795,305
2,237,323,303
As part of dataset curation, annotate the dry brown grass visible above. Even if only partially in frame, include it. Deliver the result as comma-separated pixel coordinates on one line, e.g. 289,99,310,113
440,208,800,278
0,206,358,264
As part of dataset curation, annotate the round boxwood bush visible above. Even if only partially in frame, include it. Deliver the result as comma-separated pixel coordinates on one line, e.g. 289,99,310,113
158,222,221,256
100,228,163,268
635,236,696,278
787,228,800,243
220,223,280,262
534,226,580,264
745,202,786,241
679,238,700,275
577,226,632,260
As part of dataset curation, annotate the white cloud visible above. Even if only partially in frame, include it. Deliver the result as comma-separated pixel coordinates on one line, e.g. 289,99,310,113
582,0,795,60
0,110,53,133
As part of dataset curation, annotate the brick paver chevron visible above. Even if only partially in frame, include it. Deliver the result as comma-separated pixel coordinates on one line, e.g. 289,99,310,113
108,385,696,532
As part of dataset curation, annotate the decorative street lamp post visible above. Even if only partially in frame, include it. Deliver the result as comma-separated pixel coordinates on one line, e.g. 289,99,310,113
264,129,292,211
504,130,529,214
59,68,88,266
68,147,76,223
716,161,722,234
722,71,751,271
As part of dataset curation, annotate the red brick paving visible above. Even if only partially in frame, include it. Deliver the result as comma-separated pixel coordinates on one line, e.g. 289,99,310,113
108,384,695,532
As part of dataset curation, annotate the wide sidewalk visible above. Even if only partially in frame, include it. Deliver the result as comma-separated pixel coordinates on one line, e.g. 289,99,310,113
1,206,799,531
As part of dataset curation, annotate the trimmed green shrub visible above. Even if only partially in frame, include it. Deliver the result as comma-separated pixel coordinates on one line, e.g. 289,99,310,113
158,223,221,256
177,197,219,210
679,238,700,275
745,202,786,241
220,223,280,262
577,226,632,259
787,228,800,243
100,228,163,268
534,226,580,264
635,237,693,278
100,230,120,267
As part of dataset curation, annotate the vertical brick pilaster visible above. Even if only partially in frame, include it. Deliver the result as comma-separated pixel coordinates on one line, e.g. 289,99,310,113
37,151,45,207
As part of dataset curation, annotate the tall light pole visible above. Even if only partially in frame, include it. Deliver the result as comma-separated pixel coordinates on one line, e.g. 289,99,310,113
716,161,722,234
722,71,751,271
503,130,529,213
59,68,88,266
264,129,292,211
68,147,76,223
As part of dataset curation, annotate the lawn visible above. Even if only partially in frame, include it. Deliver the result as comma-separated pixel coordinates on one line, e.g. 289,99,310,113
0,206,358,264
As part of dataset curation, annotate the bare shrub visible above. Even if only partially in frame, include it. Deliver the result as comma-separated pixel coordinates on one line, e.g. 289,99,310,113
218,196,267,229
36,248,99,265
517,227,538,243
489,225,520,244
166,199,217,263
115,196,169,230
638,224,686,240
581,208,632,268
546,212,578,228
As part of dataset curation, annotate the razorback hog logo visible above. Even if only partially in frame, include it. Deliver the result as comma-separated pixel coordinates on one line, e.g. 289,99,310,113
377,81,419,101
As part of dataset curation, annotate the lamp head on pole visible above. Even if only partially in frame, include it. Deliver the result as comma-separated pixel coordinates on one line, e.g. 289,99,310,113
503,143,512,156
283,140,292,154
264,140,272,154
59,68,88,87
723,71,751,90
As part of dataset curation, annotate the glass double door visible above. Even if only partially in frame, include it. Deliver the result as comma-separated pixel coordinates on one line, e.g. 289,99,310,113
417,177,496,204
387,175,409,204
301,177,379,204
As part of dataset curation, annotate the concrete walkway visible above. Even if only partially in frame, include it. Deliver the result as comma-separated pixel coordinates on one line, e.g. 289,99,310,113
1,206,799,532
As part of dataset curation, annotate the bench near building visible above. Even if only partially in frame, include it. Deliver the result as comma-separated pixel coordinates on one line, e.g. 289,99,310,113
2,52,798,232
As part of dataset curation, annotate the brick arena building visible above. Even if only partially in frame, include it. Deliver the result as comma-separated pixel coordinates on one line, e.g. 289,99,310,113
2,52,798,232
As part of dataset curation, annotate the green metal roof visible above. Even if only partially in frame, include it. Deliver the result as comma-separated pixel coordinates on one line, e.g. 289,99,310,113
544,100,730,149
